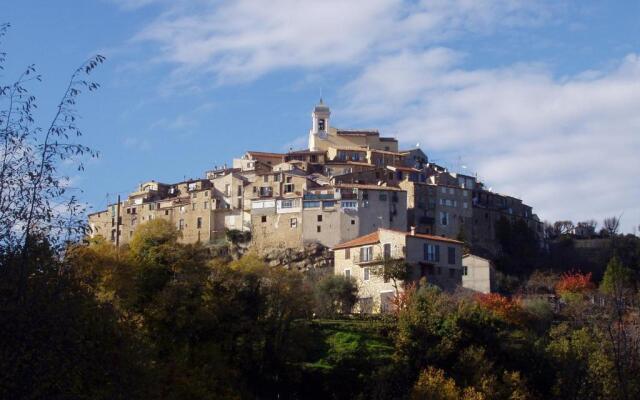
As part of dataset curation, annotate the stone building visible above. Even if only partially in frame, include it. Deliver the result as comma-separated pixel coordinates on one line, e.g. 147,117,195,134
462,254,496,294
89,100,541,261
333,228,464,313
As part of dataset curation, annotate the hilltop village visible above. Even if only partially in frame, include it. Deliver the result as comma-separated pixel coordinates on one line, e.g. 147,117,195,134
89,101,542,309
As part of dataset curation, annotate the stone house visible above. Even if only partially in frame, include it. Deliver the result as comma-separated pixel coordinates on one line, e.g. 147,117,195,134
333,228,464,313
462,254,496,294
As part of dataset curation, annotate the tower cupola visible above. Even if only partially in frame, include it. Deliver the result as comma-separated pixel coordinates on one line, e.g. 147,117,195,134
308,98,331,151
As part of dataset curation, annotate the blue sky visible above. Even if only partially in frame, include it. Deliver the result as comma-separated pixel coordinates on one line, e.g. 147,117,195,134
3,0,640,233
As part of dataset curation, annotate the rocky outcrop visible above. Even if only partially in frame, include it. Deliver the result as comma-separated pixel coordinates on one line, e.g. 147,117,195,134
262,242,333,274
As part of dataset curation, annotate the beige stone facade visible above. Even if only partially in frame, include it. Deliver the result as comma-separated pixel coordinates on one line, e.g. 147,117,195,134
333,228,464,313
89,100,541,260
462,254,495,294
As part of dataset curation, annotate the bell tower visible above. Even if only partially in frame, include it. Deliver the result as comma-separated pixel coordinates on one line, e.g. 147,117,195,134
309,98,330,151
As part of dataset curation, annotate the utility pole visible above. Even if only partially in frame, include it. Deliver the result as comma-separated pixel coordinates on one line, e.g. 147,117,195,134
115,194,121,250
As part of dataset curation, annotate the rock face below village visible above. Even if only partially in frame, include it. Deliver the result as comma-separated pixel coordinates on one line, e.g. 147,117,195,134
262,242,333,273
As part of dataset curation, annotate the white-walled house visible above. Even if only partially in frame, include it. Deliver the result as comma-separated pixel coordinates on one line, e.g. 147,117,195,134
462,254,495,294
333,228,464,313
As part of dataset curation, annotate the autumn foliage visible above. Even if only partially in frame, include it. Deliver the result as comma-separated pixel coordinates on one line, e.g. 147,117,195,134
554,271,595,296
475,293,522,322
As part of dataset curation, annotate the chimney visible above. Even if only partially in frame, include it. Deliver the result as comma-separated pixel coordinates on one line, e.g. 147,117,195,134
410,226,416,236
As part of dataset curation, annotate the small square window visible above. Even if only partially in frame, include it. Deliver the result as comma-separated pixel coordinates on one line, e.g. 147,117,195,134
317,215,322,222
351,219,356,225
164,210,169,216
261,216,267,223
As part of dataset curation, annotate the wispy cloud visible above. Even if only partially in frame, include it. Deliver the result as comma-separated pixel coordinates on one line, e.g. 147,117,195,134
112,0,639,231
342,51,640,229
132,0,550,83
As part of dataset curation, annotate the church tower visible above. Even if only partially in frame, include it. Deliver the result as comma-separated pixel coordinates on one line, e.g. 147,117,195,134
308,99,330,151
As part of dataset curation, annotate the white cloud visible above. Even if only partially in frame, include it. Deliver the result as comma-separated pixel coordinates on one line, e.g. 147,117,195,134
132,0,549,83
119,0,640,232
342,51,640,231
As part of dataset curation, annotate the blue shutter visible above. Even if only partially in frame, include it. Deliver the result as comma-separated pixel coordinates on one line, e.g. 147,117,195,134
423,243,428,260
435,245,440,262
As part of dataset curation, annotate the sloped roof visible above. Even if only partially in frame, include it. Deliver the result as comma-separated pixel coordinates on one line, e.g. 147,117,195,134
333,231,380,250
335,183,405,192
333,228,464,250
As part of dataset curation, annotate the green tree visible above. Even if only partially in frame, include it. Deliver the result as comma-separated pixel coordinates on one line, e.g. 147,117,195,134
600,255,634,296
314,274,358,317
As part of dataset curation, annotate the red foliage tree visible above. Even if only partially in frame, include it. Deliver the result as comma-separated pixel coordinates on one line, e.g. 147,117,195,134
475,293,523,323
555,271,595,296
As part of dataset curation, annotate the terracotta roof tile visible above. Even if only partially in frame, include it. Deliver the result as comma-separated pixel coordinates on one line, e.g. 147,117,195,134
333,231,380,250
333,228,464,250
335,183,405,192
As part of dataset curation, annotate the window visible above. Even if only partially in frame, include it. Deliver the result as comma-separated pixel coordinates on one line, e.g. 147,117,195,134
448,247,456,264
449,188,454,195
304,201,321,208
323,201,336,208
281,200,293,208
290,218,297,228
317,226,321,233
345,248,350,259
204,201,208,209
351,219,356,225
341,201,357,209
317,215,323,222
345,269,351,279
318,118,325,131
437,267,442,275
284,183,294,193
440,211,449,226
463,202,468,209
178,219,184,230
274,174,280,182
363,267,370,281
379,194,388,201
225,184,231,196
263,175,268,183
441,187,447,194
261,216,267,223
164,210,169,216
463,266,468,276
197,217,202,229
192,203,197,210
449,268,455,278
192,192,198,199
237,186,242,196
205,191,209,197
360,246,373,262
463,190,468,197
149,203,155,210
383,243,391,259
423,244,440,262
126,208,131,214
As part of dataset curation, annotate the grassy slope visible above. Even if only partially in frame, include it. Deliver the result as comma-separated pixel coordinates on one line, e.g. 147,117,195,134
302,319,394,370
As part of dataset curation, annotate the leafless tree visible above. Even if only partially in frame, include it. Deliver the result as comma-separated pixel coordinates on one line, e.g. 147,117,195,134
603,216,621,237
0,23,104,298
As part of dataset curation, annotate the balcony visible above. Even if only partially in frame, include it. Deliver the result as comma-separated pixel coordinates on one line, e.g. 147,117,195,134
258,187,273,198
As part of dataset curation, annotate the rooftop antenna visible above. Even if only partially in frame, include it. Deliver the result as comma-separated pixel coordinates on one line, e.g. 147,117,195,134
319,87,323,104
